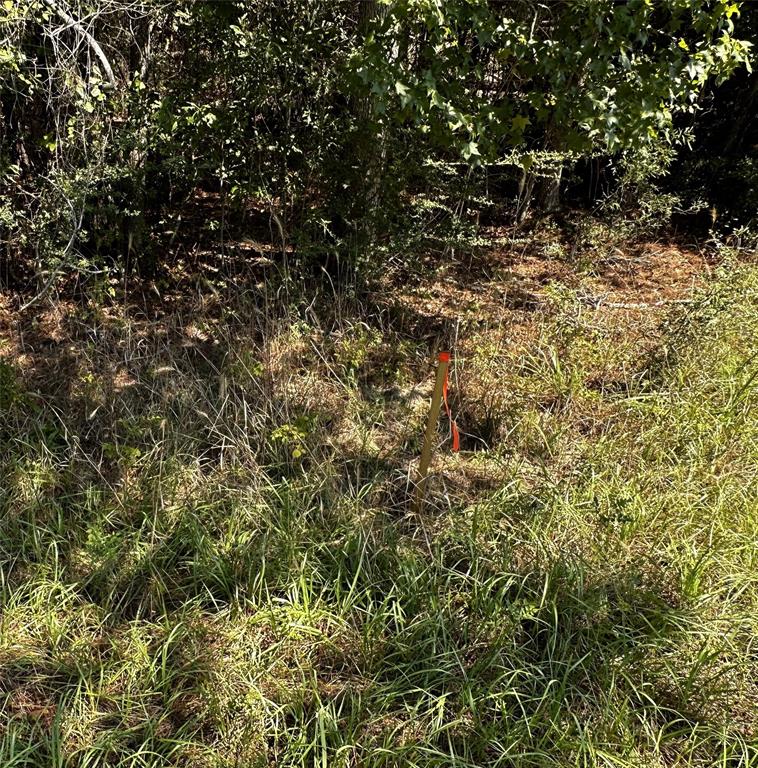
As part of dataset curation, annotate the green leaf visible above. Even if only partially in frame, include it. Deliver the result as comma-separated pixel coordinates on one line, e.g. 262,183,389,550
462,140,480,160
512,114,530,132
394,80,413,107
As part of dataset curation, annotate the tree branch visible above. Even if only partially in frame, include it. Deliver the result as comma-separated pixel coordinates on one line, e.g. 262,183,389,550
43,0,116,89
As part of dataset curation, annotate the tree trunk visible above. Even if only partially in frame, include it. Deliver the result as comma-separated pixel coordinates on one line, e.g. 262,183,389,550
536,166,563,212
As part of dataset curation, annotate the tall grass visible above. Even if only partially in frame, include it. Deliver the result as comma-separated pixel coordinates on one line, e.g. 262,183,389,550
0,261,756,767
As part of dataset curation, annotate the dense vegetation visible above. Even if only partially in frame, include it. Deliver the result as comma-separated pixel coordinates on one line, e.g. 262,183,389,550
2,0,756,278
1,2,757,767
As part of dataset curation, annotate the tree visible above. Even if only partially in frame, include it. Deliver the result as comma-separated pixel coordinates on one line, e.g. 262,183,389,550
355,0,752,217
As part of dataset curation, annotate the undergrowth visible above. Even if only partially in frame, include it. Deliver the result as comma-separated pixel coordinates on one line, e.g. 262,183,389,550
0,256,756,767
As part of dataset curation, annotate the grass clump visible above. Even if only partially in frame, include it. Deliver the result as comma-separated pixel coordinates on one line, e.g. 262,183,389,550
0,258,757,767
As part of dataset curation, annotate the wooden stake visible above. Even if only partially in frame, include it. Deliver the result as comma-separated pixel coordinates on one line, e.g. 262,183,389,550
414,352,450,513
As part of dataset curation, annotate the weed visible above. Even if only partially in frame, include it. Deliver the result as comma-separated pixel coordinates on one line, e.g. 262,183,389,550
0,258,756,767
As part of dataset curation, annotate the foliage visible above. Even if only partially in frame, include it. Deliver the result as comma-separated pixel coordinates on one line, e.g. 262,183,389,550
356,0,752,162
0,0,755,284
667,2,758,240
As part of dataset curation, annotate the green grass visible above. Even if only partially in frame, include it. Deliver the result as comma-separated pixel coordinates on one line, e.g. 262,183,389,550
0,260,756,767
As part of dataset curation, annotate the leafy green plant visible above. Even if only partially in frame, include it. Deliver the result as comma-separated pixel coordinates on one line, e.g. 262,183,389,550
270,415,317,460
355,0,751,215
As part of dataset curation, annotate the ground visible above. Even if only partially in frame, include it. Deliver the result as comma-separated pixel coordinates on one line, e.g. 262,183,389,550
0,221,756,767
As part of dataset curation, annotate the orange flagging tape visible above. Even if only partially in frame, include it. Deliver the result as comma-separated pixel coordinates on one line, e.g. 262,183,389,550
438,352,460,452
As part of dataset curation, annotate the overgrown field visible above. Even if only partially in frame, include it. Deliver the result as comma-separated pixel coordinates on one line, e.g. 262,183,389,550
1,242,757,767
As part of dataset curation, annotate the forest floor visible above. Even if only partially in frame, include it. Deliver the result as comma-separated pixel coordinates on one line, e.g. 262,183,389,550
0,218,756,767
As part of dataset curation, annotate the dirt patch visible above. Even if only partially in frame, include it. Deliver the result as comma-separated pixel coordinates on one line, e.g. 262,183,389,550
583,242,709,303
